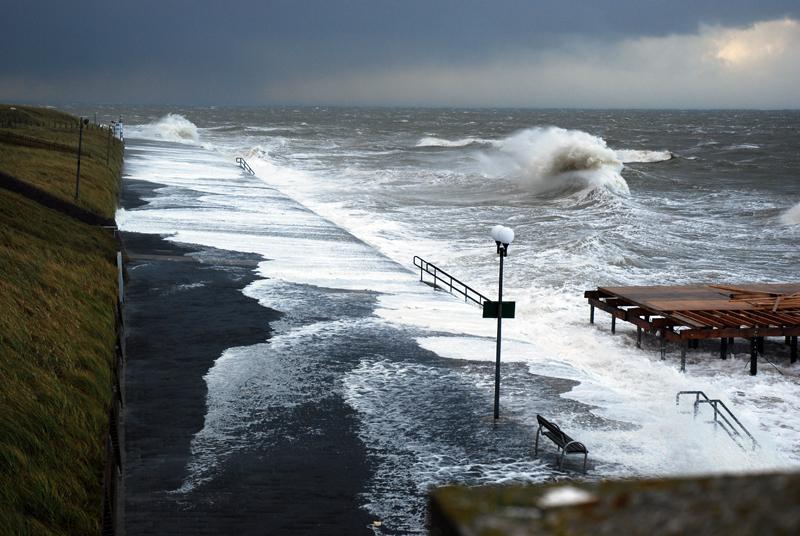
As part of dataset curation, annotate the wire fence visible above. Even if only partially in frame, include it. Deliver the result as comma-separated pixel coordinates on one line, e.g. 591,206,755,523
102,248,126,535
2,109,126,534
0,117,106,129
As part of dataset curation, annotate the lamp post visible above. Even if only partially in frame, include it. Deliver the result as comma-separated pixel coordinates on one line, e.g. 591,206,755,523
75,117,89,201
490,225,514,420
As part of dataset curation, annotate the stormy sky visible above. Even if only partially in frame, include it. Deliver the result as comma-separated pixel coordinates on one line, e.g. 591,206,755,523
2,1,799,108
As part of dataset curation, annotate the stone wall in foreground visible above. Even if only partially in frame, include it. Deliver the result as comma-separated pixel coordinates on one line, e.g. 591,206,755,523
430,471,800,535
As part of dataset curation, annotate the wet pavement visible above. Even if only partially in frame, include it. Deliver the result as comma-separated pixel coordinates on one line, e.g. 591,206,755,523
120,142,611,535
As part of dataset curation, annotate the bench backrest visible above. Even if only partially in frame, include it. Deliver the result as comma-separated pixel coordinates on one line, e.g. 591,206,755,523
537,414,572,444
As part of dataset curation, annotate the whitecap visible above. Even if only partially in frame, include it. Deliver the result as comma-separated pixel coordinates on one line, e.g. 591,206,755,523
615,149,673,163
726,143,761,150
415,136,487,148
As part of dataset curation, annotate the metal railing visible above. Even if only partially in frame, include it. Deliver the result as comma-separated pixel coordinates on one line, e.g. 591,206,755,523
101,250,126,535
235,156,255,175
676,390,758,451
413,256,489,307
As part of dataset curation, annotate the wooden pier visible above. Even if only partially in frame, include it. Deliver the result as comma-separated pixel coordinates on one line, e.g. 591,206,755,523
584,283,800,375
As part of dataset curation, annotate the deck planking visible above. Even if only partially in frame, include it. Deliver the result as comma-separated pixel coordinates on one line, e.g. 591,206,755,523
584,283,800,375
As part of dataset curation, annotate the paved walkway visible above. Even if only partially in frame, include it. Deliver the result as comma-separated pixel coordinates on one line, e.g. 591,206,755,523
122,178,375,535
119,139,600,535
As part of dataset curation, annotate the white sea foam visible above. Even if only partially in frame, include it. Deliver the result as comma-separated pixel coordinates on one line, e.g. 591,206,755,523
480,127,630,196
234,140,800,479
781,202,800,225
178,318,361,493
343,358,552,534
118,118,800,533
119,115,800,531
232,130,800,474
127,113,200,144
615,149,673,163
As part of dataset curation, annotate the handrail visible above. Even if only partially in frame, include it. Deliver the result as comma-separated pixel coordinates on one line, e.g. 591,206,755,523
235,156,255,175
413,256,489,307
676,390,758,451
694,399,758,450
676,390,711,408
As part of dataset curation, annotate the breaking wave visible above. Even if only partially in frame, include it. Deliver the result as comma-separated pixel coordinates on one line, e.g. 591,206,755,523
782,202,800,225
128,113,200,144
616,149,673,163
416,136,488,148
480,127,630,196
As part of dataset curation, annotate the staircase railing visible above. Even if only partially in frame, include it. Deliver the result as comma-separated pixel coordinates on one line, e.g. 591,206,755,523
676,390,758,451
235,156,255,175
413,256,489,307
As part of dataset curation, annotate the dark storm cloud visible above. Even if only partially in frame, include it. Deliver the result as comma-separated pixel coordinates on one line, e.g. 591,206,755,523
1,1,799,105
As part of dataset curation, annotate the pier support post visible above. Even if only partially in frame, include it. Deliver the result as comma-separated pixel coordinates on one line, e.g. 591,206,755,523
589,305,594,324
611,315,616,334
791,336,798,364
720,337,727,360
660,333,666,360
750,337,758,376
636,326,642,348
787,336,792,346
680,342,687,372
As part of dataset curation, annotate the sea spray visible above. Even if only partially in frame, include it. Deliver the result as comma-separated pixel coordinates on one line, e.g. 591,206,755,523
782,202,800,225
478,127,630,196
127,113,200,144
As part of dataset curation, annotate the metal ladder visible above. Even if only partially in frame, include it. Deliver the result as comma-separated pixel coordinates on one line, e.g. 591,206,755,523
235,156,255,175
413,256,488,307
676,391,758,451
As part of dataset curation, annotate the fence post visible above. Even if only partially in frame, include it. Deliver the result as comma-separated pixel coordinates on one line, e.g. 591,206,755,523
74,119,85,200
117,251,124,305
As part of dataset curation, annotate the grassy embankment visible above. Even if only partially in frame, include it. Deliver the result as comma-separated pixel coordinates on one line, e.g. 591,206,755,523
0,104,123,535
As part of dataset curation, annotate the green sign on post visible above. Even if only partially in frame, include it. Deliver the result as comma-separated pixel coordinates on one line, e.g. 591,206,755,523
482,300,516,319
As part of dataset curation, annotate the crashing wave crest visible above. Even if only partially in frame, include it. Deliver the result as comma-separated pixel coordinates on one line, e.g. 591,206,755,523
128,113,200,144
480,127,630,196
781,202,800,225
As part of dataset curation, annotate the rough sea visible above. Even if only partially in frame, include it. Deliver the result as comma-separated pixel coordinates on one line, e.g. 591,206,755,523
100,106,798,533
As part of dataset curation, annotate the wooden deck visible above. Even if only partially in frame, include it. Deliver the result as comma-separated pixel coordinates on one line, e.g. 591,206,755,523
584,283,800,375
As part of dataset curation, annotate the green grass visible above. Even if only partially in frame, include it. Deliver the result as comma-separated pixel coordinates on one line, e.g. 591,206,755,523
0,104,123,219
0,105,122,535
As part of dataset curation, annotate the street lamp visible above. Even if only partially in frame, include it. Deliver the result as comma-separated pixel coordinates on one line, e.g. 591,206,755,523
490,224,514,420
75,117,89,201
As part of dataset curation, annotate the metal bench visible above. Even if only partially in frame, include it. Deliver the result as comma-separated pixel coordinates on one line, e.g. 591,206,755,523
534,414,588,473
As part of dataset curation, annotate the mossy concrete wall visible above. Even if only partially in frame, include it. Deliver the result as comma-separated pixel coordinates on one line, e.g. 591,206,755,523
430,472,800,535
